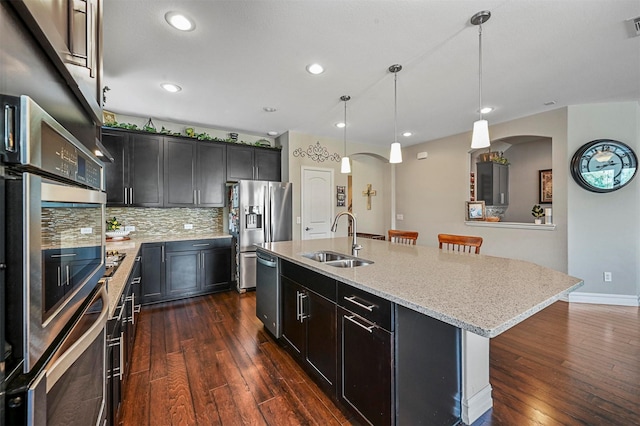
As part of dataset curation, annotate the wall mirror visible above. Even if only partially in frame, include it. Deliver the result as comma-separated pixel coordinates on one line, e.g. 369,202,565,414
470,135,552,223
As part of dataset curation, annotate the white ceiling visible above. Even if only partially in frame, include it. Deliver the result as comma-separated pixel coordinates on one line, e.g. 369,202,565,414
102,0,640,148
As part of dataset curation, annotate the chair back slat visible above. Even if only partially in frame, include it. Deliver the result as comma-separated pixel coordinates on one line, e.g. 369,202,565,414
388,230,419,245
437,233,483,254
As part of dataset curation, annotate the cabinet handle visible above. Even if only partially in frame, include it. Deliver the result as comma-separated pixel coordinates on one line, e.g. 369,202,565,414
66,265,71,286
500,193,504,204
345,315,374,333
161,245,165,262
198,190,201,205
300,293,309,321
131,277,141,284
201,252,204,269
119,331,124,380
51,253,77,258
130,188,134,204
57,266,62,287
192,243,210,247
135,256,141,262
296,291,301,322
343,296,375,312
131,292,136,325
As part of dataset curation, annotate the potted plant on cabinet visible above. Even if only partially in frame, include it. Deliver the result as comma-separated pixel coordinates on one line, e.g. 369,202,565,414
531,205,544,224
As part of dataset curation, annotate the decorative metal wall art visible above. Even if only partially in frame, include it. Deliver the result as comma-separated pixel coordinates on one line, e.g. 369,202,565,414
293,141,341,163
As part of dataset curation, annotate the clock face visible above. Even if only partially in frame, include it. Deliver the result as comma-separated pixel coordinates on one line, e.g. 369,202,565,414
570,139,638,193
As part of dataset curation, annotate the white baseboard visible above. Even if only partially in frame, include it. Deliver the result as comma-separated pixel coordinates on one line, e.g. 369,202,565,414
568,291,639,307
461,384,493,425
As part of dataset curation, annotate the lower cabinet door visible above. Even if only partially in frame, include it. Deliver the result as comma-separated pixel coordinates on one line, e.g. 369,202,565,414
201,248,231,291
339,307,393,426
305,291,336,388
165,250,200,296
281,277,305,355
140,243,164,304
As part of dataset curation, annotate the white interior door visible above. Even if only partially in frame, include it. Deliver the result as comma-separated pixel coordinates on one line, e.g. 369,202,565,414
301,167,334,240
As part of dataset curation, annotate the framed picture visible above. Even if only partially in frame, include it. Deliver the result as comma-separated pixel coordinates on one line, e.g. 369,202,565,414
103,110,116,124
336,186,346,207
465,200,485,221
539,169,553,204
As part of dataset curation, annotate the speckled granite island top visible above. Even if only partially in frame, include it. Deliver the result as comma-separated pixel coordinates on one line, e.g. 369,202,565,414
104,232,232,317
258,237,583,338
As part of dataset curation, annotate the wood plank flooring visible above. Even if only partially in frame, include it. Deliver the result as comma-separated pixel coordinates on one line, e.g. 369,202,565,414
120,292,640,426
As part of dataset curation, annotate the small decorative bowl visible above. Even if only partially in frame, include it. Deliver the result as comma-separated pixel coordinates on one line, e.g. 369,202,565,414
106,230,130,239
485,216,500,222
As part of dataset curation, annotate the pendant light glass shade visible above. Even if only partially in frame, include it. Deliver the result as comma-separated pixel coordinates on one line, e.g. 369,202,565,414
341,157,351,173
470,11,491,150
340,95,351,174
388,64,403,164
389,142,403,163
471,119,490,149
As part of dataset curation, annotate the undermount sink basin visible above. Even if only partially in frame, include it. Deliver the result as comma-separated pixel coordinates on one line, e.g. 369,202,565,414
324,258,374,268
302,250,373,268
302,250,350,262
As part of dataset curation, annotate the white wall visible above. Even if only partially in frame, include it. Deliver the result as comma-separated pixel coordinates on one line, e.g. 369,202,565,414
396,108,570,272
351,154,391,236
567,102,640,298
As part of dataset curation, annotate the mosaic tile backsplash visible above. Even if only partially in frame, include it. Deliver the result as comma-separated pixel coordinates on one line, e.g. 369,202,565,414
106,207,224,239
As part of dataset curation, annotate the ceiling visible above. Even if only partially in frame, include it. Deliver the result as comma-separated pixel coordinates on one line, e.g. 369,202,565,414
102,1,640,149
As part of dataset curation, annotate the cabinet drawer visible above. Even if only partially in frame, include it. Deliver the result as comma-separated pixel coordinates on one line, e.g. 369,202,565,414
338,283,393,331
165,238,231,252
281,260,336,302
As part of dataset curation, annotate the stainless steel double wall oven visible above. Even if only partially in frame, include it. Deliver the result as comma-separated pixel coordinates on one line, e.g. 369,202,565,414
1,95,107,425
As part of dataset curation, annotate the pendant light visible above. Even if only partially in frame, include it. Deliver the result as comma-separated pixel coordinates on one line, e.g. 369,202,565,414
389,64,403,163
470,11,491,149
340,95,352,174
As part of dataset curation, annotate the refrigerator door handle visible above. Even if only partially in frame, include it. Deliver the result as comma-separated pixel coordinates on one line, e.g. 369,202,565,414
269,185,275,243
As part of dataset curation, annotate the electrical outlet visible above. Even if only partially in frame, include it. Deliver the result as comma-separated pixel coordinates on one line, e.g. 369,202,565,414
124,225,136,232
80,227,93,234
603,272,612,282
184,224,193,230
396,214,404,220
296,217,301,224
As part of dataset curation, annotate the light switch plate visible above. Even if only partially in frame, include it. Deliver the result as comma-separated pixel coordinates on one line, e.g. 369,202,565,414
80,227,93,234
396,214,404,220
184,224,193,230
124,225,136,232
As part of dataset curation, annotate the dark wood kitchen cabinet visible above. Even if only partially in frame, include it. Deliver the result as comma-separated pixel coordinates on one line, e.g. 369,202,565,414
281,260,336,391
164,137,226,207
140,239,232,305
9,0,103,123
477,161,509,206
101,129,164,207
337,283,394,426
227,144,281,182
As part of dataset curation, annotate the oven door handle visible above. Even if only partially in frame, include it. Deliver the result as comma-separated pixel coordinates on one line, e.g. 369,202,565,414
45,283,108,391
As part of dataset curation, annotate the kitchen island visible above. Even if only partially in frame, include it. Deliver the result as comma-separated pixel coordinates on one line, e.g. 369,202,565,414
257,237,583,425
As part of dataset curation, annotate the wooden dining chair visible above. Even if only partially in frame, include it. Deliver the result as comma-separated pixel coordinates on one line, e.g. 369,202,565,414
438,234,483,254
388,230,419,245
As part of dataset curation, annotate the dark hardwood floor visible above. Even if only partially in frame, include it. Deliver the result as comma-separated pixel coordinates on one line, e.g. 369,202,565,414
120,292,640,426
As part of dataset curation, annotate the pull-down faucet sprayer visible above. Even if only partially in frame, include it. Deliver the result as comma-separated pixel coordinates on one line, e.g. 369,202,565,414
331,211,362,256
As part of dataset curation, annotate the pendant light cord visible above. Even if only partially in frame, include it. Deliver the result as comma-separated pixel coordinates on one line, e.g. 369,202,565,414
478,23,483,121
344,99,347,156
394,70,398,144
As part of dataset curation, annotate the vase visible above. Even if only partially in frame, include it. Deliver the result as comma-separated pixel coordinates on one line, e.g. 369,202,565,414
534,218,542,225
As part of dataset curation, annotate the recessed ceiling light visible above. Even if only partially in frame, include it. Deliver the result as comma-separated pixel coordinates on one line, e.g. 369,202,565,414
165,12,195,31
267,131,278,136
402,132,412,137
161,83,182,93
336,122,346,128
479,107,493,114
263,107,277,112
306,63,324,75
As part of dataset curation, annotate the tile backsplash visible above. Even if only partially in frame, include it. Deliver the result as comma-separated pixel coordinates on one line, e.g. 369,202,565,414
106,207,224,239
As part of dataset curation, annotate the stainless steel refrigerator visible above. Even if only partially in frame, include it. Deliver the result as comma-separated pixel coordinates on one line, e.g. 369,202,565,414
229,180,292,291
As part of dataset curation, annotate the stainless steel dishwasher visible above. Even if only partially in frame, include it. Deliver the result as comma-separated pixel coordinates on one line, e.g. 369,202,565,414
256,248,281,338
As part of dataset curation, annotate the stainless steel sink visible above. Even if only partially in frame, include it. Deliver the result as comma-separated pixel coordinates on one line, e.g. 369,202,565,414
324,258,374,268
302,250,350,262
302,250,373,268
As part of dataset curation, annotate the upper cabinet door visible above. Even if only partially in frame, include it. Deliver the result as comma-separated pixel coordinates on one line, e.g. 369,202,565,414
197,143,226,207
226,145,255,181
10,0,103,123
255,148,281,182
130,133,164,207
164,137,197,207
101,129,128,206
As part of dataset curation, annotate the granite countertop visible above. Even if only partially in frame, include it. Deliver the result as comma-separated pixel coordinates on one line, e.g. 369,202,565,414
104,232,232,317
258,237,583,338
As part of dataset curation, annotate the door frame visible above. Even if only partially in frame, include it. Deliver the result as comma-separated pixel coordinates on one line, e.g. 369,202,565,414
301,166,335,240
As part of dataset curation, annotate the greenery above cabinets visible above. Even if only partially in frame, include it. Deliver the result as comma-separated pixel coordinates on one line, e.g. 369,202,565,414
101,127,282,207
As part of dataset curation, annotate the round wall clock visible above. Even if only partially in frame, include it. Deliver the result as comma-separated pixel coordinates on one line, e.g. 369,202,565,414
570,139,638,193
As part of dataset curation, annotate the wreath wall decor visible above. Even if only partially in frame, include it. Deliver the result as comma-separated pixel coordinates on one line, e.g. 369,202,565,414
293,141,341,163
